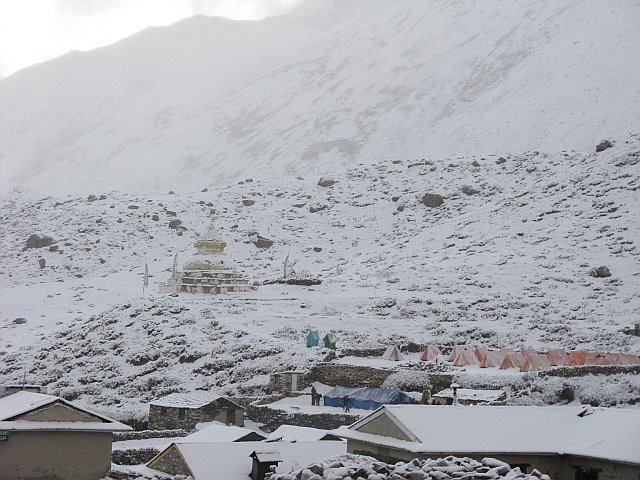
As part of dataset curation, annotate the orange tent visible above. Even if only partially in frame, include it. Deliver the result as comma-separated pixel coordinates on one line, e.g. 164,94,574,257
420,345,442,362
453,350,480,367
499,352,525,370
382,345,405,361
480,351,503,368
547,349,568,366
567,350,587,366
448,345,465,362
520,353,552,372
474,346,488,362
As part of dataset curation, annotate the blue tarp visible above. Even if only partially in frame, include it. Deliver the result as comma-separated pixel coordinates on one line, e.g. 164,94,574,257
323,386,412,410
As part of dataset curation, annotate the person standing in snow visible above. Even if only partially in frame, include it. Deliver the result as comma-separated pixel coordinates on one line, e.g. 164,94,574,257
343,394,350,412
311,385,317,405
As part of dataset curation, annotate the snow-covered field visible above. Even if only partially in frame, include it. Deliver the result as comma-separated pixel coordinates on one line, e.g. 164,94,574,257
0,137,638,418
1,0,639,193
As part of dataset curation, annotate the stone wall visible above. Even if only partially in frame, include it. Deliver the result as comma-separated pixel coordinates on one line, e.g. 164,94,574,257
542,365,640,378
306,363,395,387
246,403,359,433
147,445,191,477
148,398,243,431
112,448,160,465
113,429,188,442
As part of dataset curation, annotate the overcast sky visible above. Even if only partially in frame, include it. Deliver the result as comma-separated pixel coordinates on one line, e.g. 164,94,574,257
0,0,301,78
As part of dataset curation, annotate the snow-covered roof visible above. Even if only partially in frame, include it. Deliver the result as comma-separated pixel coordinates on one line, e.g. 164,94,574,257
0,391,131,432
0,391,59,420
336,405,640,465
432,388,506,402
180,423,265,443
265,425,342,443
150,392,239,409
149,440,345,480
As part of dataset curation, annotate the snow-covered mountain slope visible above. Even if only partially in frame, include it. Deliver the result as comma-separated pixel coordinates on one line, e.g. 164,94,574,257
1,0,639,193
0,138,638,415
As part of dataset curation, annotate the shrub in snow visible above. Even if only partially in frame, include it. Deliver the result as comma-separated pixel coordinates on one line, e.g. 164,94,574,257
382,371,432,391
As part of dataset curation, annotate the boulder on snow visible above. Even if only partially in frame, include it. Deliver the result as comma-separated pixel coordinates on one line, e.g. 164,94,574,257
420,193,444,208
168,219,182,229
317,177,336,187
589,266,611,278
461,185,479,195
595,139,613,152
249,233,274,249
242,199,255,206
26,234,54,249
38,258,46,269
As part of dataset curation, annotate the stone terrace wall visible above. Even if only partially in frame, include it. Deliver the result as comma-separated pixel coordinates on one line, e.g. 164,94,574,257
246,403,359,433
307,363,394,387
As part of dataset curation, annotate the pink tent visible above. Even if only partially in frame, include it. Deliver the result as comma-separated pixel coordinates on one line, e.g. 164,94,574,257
500,347,515,355
567,351,587,366
620,354,640,365
448,345,465,362
547,349,568,366
474,346,488,362
520,353,552,372
420,345,442,362
453,350,480,367
520,348,537,359
480,351,504,368
499,352,525,370
584,352,603,365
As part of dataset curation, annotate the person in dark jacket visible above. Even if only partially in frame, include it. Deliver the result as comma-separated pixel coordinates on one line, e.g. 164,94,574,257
311,386,317,405
342,394,350,412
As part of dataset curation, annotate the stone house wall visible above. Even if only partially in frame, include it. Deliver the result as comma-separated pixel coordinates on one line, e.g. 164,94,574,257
148,398,244,431
246,403,359,433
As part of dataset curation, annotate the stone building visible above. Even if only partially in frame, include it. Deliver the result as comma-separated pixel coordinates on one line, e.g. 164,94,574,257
0,391,130,480
334,405,640,480
268,371,307,394
148,392,245,431
160,223,254,295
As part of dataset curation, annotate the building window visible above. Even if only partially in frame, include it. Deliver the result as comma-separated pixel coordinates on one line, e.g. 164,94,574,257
574,467,599,480
178,408,186,420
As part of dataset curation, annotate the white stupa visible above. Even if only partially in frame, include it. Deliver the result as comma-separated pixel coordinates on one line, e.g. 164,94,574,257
159,222,254,295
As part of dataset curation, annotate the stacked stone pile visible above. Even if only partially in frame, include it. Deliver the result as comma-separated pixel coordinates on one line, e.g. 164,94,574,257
271,454,551,480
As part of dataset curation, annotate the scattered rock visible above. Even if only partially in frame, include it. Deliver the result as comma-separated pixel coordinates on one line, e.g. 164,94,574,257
99,194,107,200
313,247,323,252
87,194,97,202
317,177,336,187
13,318,27,325
48,245,59,252
127,205,139,210
420,193,444,208
201,188,208,192
472,160,481,167
309,205,328,213
392,196,400,202
461,185,479,195
168,191,175,195
242,199,255,206
169,220,182,229
152,214,159,221
596,139,613,152
293,203,306,208
38,258,46,269
496,157,507,165
249,233,274,249
245,178,253,183
96,218,103,224
26,234,54,249
589,266,611,278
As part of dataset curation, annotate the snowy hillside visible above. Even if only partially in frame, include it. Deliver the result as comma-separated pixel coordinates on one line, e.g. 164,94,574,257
0,138,638,416
1,0,639,193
